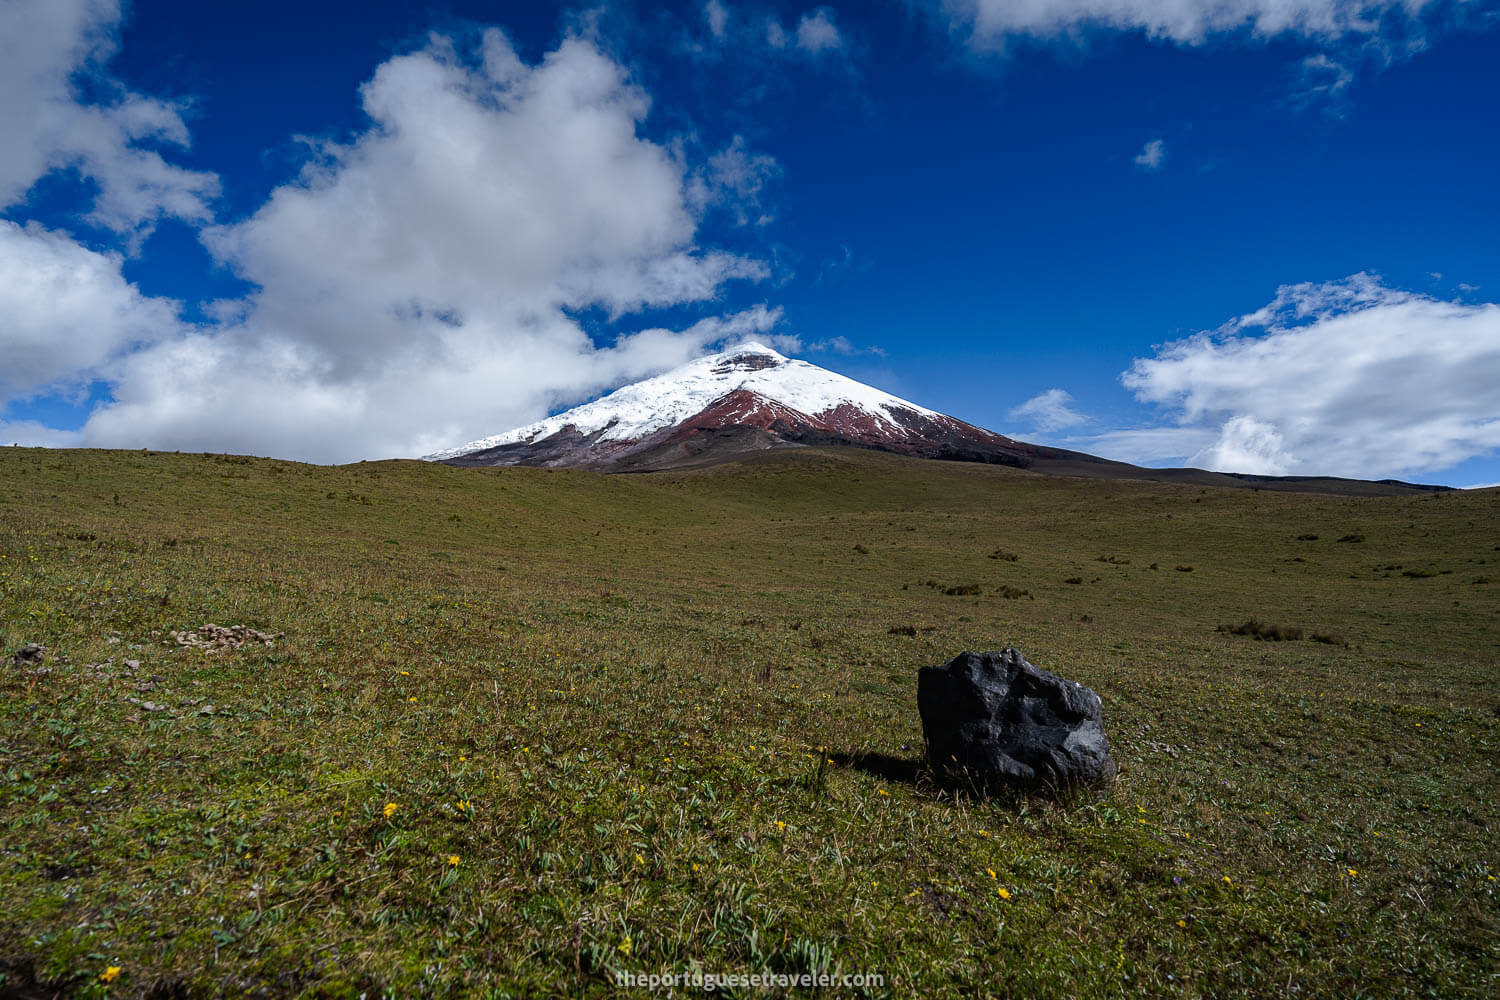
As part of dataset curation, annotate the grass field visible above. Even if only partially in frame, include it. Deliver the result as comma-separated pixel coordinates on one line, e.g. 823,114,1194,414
1,445,1496,998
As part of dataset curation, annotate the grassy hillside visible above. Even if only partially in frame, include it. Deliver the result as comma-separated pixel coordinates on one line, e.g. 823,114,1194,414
1,446,1496,998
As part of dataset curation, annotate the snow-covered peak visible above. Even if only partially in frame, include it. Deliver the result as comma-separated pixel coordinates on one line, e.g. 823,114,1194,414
425,341,941,460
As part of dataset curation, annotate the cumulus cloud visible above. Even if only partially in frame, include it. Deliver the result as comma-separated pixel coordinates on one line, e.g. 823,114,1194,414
0,0,218,236
1121,273,1500,479
68,31,773,462
1133,138,1167,171
0,219,183,403
939,0,1443,49
1010,388,1088,432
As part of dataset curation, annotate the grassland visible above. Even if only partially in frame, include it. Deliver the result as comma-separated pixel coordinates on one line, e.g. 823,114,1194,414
1,445,1496,998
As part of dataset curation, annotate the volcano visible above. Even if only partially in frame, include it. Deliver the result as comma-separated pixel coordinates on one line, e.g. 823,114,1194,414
426,342,1033,472
425,343,1448,495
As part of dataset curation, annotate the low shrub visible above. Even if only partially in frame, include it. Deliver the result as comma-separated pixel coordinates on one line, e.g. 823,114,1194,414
1219,619,1304,641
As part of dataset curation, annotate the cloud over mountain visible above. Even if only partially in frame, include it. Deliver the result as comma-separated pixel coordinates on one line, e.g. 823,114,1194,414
29,28,776,462
1122,274,1500,478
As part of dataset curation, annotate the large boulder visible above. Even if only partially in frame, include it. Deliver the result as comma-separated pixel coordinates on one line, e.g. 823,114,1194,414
917,648,1115,793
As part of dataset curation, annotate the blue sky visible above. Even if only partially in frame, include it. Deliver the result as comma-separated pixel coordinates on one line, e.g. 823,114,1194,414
2,1,1498,485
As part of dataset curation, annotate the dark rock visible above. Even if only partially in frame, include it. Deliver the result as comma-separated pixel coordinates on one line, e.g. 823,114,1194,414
917,648,1116,793
13,643,45,667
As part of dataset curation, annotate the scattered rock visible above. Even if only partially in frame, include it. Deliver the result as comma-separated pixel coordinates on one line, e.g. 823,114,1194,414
170,624,283,653
13,643,45,667
917,648,1116,794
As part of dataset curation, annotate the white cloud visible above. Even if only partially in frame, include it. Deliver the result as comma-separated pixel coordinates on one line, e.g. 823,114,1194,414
1065,425,1218,465
796,10,846,54
1010,388,1088,431
690,135,781,225
1461,481,1500,490
1188,415,1294,475
0,0,218,236
0,219,183,403
699,3,848,62
804,335,885,357
0,420,84,449
1295,53,1356,108
940,0,1442,49
1133,138,1167,171
704,0,730,40
68,31,773,462
1122,273,1500,479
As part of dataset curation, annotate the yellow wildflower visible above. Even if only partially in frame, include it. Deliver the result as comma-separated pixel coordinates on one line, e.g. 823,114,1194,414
986,867,997,879
383,802,399,818
100,966,122,984
775,820,786,831
618,935,633,956
635,853,645,865
997,886,1011,900
407,696,417,703
1346,868,1358,877
877,789,889,796
1222,875,1232,884
1176,919,1186,928
447,855,460,866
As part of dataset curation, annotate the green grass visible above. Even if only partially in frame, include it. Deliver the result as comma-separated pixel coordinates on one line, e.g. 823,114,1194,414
1,446,1496,998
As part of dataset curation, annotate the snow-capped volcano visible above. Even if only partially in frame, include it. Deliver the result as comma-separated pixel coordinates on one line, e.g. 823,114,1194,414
426,342,1033,471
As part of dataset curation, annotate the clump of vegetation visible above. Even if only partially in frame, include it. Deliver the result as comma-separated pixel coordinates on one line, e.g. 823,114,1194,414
1297,533,1320,541
1095,555,1130,565
887,624,917,636
1337,533,1364,543
853,543,870,554
1402,567,1440,578
988,549,1019,561
1311,632,1349,647
1174,565,1194,572
996,586,1032,600
943,583,982,596
1064,576,1083,585
1218,619,1304,641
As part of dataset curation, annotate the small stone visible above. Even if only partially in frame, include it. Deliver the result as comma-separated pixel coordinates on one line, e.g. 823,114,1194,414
199,704,215,715
13,643,45,666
